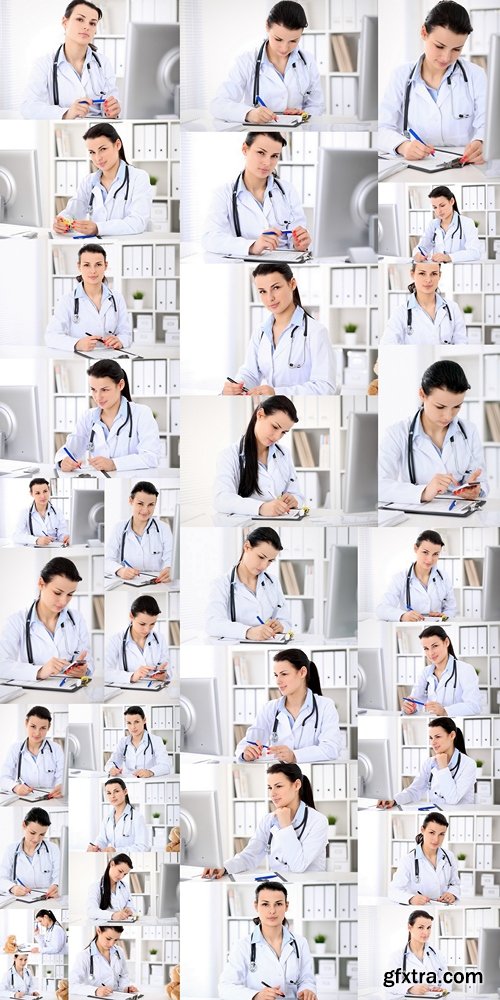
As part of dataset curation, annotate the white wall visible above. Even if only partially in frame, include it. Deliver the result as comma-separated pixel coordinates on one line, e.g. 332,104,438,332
180,396,250,518
180,527,240,638
180,258,248,393
180,883,225,997
0,239,46,347
358,809,388,897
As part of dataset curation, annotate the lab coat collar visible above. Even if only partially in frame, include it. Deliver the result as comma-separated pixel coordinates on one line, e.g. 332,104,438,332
90,159,126,190
126,514,156,537
29,603,72,629
415,841,448,866
252,924,294,950
96,395,128,430
75,281,114,303
237,171,282,200
260,41,301,70
423,654,453,680
277,687,313,715
412,409,460,447
270,798,306,830
430,747,460,770
414,53,455,87
436,211,460,234
19,837,49,858
57,44,94,68
261,305,304,340
408,290,447,313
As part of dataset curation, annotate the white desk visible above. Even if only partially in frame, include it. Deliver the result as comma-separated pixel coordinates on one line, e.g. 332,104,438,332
0,461,179,481
360,993,496,999
182,865,342,883
359,893,499,907
360,798,500,813
182,508,378,527
103,682,180,704
182,631,332,646
0,679,106,705
379,151,500,183
181,110,376,132
379,499,500,528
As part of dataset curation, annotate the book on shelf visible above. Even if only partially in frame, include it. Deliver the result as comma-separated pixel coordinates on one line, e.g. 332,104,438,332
280,561,301,596
233,767,249,799
93,595,104,630
169,621,180,645
53,363,70,393
330,34,355,72
466,938,478,964
464,559,481,587
485,402,500,442
233,655,249,684
293,430,315,467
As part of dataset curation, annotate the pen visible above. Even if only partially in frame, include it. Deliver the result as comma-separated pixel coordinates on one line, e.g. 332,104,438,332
256,96,268,107
408,128,435,155
58,677,66,687
403,698,426,706
256,616,265,624
227,376,249,393
418,806,434,811
122,559,133,568
246,740,270,749
16,879,27,887
63,446,79,463
448,500,456,511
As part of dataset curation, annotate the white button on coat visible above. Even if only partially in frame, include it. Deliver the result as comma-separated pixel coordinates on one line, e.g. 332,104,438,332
410,656,482,716
0,606,94,682
219,927,316,1000
381,294,466,345
211,44,325,122
46,285,132,351
105,517,172,576
105,629,172,687
225,802,328,873
206,568,292,639
104,732,171,777
376,564,457,621
237,306,337,394
63,165,152,237
389,843,461,904
202,174,307,257
21,47,119,120
413,212,481,262
215,440,302,515
54,402,162,472
70,943,131,996
0,839,60,894
87,877,134,920
0,737,65,793
234,695,342,762
384,943,448,998
13,503,69,546
93,803,151,852
394,750,477,806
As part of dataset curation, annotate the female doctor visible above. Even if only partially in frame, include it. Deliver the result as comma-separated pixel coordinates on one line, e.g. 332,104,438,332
219,880,317,1000
0,954,38,998
33,910,68,954
46,244,132,353
55,360,161,473
413,185,481,262
379,359,488,506
403,625,482,717
235,649,341,762
384,910,448,997
377,716,477,808
389,811,460,905
13,478,69,547
0,806,60,898
70,926,138,997
87,853,135,921
0,556,93,684
215,395,303,516
105,596,171,687
376,528,457,622
210,1,324,124
222,263,336,395
21,1,120,121
206,526,293,641
203,762,328,876
105,481,171,581
378,1,486,163
87,778,151,852
202,131,311,257
0,704,65,798
53,123,152,237
381,262,465,345
105,704,170,778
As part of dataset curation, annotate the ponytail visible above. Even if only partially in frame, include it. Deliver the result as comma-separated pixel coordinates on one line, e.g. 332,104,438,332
87,360,132,402
429,717,467,755
251,262,314,317
99,854,133,911
419,625,457,661
238,395,298,498
267,761,316,808
273,648,322,695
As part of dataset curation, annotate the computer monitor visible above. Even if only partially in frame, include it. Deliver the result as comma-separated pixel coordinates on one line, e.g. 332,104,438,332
343,412,378,514
158,863,180,919
484,34,500,163
180,678,222,756
324,545,358,640
358,738,393,799
478,927,500,992
180,790,223,867
358,648,387,712
123,24,180,119
0,386,43,462
378,204,401,257
58,824,68,898
314,149,378,258
170,502,179,581
67,723,97,772
357,16,378,122
0,151,42,227
71,489,105,545
482,545,500,621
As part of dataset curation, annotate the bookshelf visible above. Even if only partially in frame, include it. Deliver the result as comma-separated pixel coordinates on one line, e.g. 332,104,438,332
109,921,179,992
302,0,377,119
436,904,499,981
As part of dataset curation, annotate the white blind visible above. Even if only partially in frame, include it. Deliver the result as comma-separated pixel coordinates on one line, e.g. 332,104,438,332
0,3,15,111
179,0,208,111
181,527,239,636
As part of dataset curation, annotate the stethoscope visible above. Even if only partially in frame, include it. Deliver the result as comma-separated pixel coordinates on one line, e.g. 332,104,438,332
405,562,443,609
405,298,453,342
412,846,452,884
232,172,288,238
120,516,160,561
253,40,308,106
105,803,136,840
87,942,121,978
52,43,102,106
25,601,77,665
28,501,58,536
259,312,308,369
88,164,131,218
110,729,154,767
12,839,50,881
431,214,463,246
9,965,32,989
17,738,54,781
73,286,117,325
99,875,129,905
407,407,469,485
88,399,133,454
249,931,300,974
426,657,458,698
271,694,319,746
237,435,295,492
266,806,308,855
402,942,442,974
229,565,283,622
403,58,472,134
428,751,462,790
121,624,161,672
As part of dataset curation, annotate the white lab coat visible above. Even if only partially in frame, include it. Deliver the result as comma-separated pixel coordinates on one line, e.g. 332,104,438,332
384,943,447,998
225,800,328,873
13,503,68,547
70,942,130,996
105,516,172,576
235,692,342,763
210,43,325,122
21,46,119,120
46,284,132,352
87,877,134,920
202,173,307,257
34,921,67,954
62,162,152,237
413,212,481,262
389,843,461,905
236,306,337,394
93,803,151,851
395,749,477,806
206,567,292,639
381,292,466,345
376,563,457,621
104,732,170,777
219,926,315,1000
214,440,303,515
54,399,161,472
410,655,482,716
379,411,489,506
0,738,64,794
0,838,60,894
0,965,34,995
105,628,171,687
378,56,486,155
0,605,93,683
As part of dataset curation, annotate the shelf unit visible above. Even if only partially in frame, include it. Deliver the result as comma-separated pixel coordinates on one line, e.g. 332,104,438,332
436,903,499,982
404,182,497,259
101,702,180,777
301,0,377,119
109,921,179,992
127,855,174,917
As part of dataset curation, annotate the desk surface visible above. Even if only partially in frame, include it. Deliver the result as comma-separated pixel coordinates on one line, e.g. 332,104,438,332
360,798,500,813
0,461,179,481
379,498,500,528
379,152,499,183
182,508,378,527
183,631,340,646
181,110,376,132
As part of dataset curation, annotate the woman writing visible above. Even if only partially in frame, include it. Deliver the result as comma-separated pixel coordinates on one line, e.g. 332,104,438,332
87,778,150,852
0,807,60,898
381,262,465,345
104,481,172,581
202,132,311,257
87,853,136,921
384,911,448,997
219,881,316,1000
389,812,460,905
55,360,161,473
376,529,457,621
211,1,324,123
104,705,170,778
413,185,481,262
105,597,171,687
21,1,120,120
379,1,485,163
46,245,131,353
377,716,477,808
379,360,488,505
0,954,39,998
236,649,341,762
70,926,138,996
203,762,328,876
206,527,293,641
13,478,69,547
0,705,65,798
215,395,303,516
33,910,68,954
0,557,93,684
403,625,482,717
53,123,151,237
222,264,336,395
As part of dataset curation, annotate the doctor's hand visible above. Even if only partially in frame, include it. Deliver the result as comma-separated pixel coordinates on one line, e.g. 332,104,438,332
267,745,296,763
222,379,247,395
247,384,275,396
438,891,457,904
13,783,34,795
37,656,71,679
297,991,317,1000
421,473,458,502
76,336,104,351
108,766,123,776
255,988,285,1000
72,220,99,235
402,700,418,715
88,456,116,471
60,456,82,472
117,566,141,579
274,806,293,827
11,885,31,896
407,988,443,996
95,988,113,997
154,567,171,583
400,610,424,621
45,883,59,898
127,988,139,995
63,97,92,119
376,799,395,809
245,623,276,641
452,468,482,500
243,743,263,761
131,665,157,682
36,535,56,546
434,752,449,769
425,700,446,715
281,493,298,509
249,230,281,254
47,784,63,798
259,498,290,516
413,252,429,262
64,659,88,678
133,769,154,777
409,893,431,904
201,867,226,879
102,335,123,349
461,139,484,165
103,96,121,118
245,107,278,124
431,253,451,263
112,908,133,919
292,226,311,251
396,139,435,160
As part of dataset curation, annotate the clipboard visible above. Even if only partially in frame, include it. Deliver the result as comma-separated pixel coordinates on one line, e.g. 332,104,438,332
2,676,86,691
379,499,486,518
239,249,312,263
73,347,143,360
242,114,306,127
409,147,465,173
106,678,168,691
251,509,307,521
239,634,292,644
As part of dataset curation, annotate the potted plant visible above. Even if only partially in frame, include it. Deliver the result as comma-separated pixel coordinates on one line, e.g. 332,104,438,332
327,815,337,837
314,934,327,955
132,290,145,310
457,853,467,870
463,305,474,316
149,948,158,957
473,220,480,229
476,759,484,777
343,322,358,347
149,174,158,196
152,811,161,819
